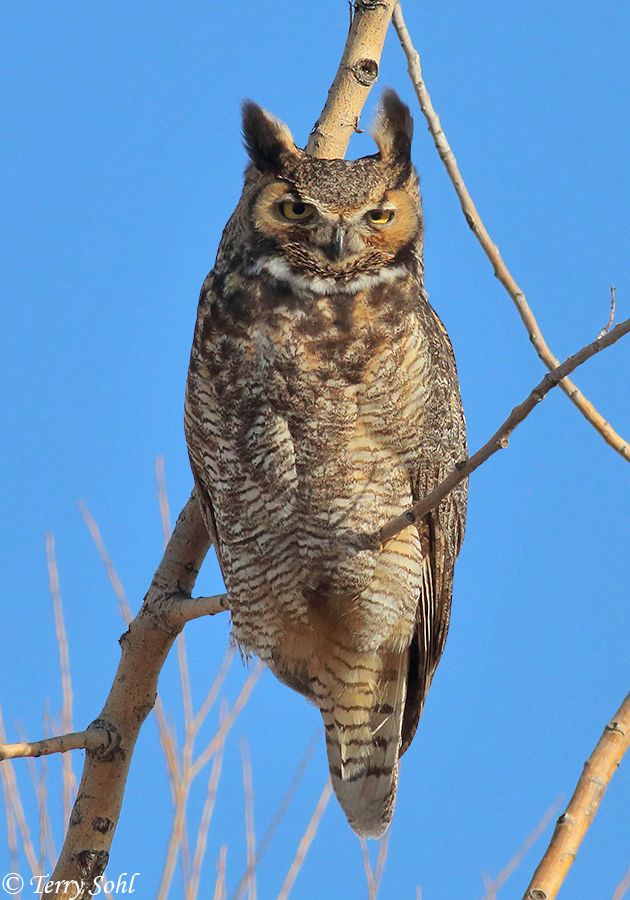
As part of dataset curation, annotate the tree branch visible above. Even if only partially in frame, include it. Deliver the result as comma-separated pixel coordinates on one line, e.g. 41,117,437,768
521,688,630,900
42,493,217,898
306,0,397,159
392,1,630,463
0,731,105,762
379,316,630,543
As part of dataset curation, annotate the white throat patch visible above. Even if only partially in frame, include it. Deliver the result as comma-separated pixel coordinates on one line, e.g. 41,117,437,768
248,256,406,296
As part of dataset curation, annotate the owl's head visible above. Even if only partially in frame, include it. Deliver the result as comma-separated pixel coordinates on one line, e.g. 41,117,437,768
237,90,422,292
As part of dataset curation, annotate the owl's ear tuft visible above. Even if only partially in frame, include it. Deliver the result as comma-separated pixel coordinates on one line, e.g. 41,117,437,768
371,89,413,181
242,101,297,173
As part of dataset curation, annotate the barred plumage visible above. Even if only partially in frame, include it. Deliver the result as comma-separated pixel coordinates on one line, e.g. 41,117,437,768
185,90,467,837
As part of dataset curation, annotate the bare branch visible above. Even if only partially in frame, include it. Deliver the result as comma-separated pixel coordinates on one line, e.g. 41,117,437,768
79,500,133,625
521,689,630,900
612,863,630,900
0,729,107,762
479,797,563,900
392,2,630,463
45,534,77,827
276,780,333,900
597,286,616,340
380,316,630,542
230,730,320,900
306,0,397,159
43,493,214,897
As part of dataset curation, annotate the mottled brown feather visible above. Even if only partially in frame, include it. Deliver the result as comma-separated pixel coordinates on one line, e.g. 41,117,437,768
184,91,467,837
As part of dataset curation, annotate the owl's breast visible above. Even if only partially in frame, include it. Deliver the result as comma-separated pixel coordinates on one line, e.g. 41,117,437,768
190,283,430,544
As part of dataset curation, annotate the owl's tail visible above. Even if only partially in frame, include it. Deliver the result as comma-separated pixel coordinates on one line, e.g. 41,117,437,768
314,648,408,838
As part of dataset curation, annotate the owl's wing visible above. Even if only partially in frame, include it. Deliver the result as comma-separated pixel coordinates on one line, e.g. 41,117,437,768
400,469,466,755
184,272,229,577
399,300,468,755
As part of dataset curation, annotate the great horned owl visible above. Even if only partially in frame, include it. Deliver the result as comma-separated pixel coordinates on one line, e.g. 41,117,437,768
185,90,467,838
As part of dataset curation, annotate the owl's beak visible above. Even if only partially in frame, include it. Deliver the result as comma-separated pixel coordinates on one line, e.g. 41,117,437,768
330,225,346,260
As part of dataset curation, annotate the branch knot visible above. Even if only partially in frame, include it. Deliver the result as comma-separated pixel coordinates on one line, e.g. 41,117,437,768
350,57,379,87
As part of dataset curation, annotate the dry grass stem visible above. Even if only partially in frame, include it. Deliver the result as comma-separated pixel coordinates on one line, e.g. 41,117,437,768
0,708,39,874
361,838,375,898
40,715,59,869
213,845,228,900
159,660,260,900
612,863,630,900
187,732,226,900
522,688,630,900
156,454,173,546
392,2,630,463
479,796,563,899
79,500,133,624
191,662,264,779
155,695,182,802
156,711,188,900
380,315,630,542
372,828,391,898
306,0,397,159
18,716,56,871
192,647,236,735
240,736,257,900
230,730,321,900
276,779,333,900
177,632,194,732
45,534,77,826
361,828,390,900
3,788,19,884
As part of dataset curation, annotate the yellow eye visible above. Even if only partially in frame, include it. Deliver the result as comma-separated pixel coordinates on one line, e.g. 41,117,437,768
280,200,316,221
367,209,394,224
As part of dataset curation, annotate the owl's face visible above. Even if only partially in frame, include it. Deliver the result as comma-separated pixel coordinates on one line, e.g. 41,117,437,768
237,90,423,293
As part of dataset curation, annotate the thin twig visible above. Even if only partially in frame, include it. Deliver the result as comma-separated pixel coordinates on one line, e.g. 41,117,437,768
612,863,630,900
361,838,376,899
191,662,264,779
45,534,77,827
156,455,173,547
79,500,133,624
18,715,56,872
597,286,616,339
372,828,391,899
0,707,39,874
240,737,257,900
191,647,236,736
186,720,226,900
479,796,563,899
213,846,228,900
379,316,630,542
392,2,630,463
230,729,320,900
1,760,20,884
522,688,630,900
361,829,391,900
276,780,333,900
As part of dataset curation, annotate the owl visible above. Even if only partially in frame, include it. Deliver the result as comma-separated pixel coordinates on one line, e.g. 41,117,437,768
185,90,467,838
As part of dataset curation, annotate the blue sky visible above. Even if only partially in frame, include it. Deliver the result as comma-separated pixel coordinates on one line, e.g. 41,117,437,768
1,1,629,898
